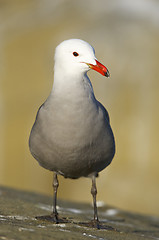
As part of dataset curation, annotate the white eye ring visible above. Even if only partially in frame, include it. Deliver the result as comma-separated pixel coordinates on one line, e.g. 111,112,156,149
73,52,79,57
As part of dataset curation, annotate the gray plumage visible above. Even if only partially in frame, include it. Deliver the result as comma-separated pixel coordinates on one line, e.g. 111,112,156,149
29,39,115,180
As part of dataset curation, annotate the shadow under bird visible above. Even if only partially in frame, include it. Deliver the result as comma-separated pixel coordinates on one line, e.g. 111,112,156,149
29,39,115,228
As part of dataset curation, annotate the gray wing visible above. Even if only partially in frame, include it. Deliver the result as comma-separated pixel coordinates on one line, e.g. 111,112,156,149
97,100,110,123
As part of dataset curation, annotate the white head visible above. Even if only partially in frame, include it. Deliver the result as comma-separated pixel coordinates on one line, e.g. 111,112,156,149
54,39,110,78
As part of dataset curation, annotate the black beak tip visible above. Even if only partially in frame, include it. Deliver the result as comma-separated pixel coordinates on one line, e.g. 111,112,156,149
105,69,110,78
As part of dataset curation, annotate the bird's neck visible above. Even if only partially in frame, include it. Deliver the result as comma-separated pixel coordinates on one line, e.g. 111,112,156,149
51,70,94,101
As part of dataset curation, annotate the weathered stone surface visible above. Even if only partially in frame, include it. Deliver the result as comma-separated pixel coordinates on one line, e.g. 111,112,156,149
0,186,159,240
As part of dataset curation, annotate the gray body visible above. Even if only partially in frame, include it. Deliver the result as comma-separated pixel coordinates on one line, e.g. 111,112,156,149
29,39,115,179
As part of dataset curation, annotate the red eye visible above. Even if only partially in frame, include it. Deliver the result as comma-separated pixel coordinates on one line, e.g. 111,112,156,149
73,52,79,57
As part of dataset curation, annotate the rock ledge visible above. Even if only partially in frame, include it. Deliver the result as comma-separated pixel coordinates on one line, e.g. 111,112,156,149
0,186,159,240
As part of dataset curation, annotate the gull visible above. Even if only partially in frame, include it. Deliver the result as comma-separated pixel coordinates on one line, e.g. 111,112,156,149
29,39,115,227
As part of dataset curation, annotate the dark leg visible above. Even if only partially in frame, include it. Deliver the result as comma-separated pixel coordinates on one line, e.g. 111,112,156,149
91,175,100,228
35,172,59,223
36,172,71,223
52,172,59,223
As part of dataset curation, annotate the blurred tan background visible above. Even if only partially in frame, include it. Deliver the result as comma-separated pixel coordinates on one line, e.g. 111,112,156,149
0,0,159,216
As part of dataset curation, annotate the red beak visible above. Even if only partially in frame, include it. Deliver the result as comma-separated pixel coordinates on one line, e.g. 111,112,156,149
88,60,110,77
